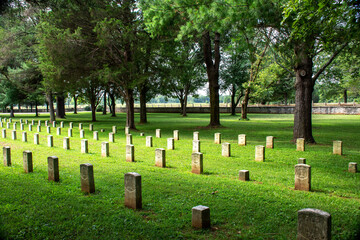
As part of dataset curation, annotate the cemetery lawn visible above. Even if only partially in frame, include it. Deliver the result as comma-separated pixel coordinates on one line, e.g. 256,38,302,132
0,112,360,240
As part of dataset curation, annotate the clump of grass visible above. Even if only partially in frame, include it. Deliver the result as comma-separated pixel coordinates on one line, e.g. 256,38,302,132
0,112,359,239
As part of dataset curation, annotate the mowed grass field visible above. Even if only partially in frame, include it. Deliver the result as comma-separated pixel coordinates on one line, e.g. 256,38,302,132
0,112,359,239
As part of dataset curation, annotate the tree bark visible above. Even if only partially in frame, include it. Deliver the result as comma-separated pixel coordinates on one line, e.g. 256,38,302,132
231,84,236,116
109,92,116,117
73,95,78,114
90,98,97,122
202,31,221,127
10,105,14,117
47,91,56,123
56,94,66,118
241,87,250,120
103,91,107,115
125,88,135,129
139,84,147,123
182,94,188,117
343,89,347,103
293,45,315,143
35,100,39,117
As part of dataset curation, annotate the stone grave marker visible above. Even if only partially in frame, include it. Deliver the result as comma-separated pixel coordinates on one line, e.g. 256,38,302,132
167,138,174,150
63,137,70,150
48,156,59,182
255,145,265,162
238,134,246,146
155,148,166,167
68,128,73,137
348,162,357,173
52,121,56,128
222,143,230,157
34,133,39,145
46,126,51,134
80,163,95,194
109,132,115,143
192,205,210,229
297,208,331,240
29,124,32,131
79,123,83,130
266,136,274,149
124,172,142,209
126,134,133,145
37,125,41,132
298,158,306,164
146,136,153,147
192,152,203,174
112,126,117,134
295,164,311,191
93,131,98,140
80,130,85,138
140,132,144,136
101,142,109,157
297,138,305,151
23,151,33,173
239,170,249,181
333,140,343,155
193,132,199,141
3,146,11,166
48,135,53,147
156,129,161,138
11,130,16,140
193,140,200,153
20,124,24,131
2,129,6,138
125,127,130,135
60,121,64,128
126,144,135,162
57,127,61,135
89,124,93,131
214,133,221,144
173,130,179,141
81,139,88,153
22,132,27,142
69,122,73,129
13,123,17,130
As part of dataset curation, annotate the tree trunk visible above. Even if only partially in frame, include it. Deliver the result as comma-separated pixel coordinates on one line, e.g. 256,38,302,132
10,105,14,117
56,94,66,118
343,89,347,103
202,31,221,127
47,91,56,122
293,46,315,143
46,101,49,112
90,98,97,122
110,92,116,117
182,94,188,117
73,95,78,114
241,87,250,120
125,88,135,129
30,103,33,112
35,100,39,117
231,84,236,116
103,91,107,115
139,84,147,123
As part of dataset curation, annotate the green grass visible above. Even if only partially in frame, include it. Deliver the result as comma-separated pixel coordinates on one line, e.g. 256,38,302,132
0,112,359,239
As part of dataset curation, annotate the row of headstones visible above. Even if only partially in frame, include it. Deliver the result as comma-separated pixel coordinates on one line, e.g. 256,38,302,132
0,148,333,238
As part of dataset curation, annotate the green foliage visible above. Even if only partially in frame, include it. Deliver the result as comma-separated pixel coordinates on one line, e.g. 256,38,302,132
0,112,360,239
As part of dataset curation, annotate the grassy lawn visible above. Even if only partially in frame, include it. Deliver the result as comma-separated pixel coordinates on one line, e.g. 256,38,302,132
0,112,359,239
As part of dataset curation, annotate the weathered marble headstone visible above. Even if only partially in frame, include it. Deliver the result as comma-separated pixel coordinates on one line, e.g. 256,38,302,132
13,123,17,130
222,142,230,157
8,118,12,123
255,145,265,162
80,163,95,193
173,130,179,141
52,121,56,128
297,208,331,240
81,139,88,153
31,120,35,125
37,120,41,126
155,148,166,167
146,136,153,147
124,172,142,209
79,123,83,130
11,130,16,140
239,170,249,181
156,129,161,138
45,120,48,126
23,151,33,173
0,122,3,128
100,129,105,132
28,124,32,131
93,131,98,140
60,121,64,128
192,152,203,174
20,124,24,131
297,138,305,151
112,126,117,133
61,136,70,150
6,122,10,129
167,138,174,150
295,164,311,191
126,144,135,162
125,127,130,135
46,126,51,134
348,162,357,173
68,128,73,137
48,135,53,147
48,156,59,182
140,132,144,136
89,124,93,131
298,158,306,164
20,119,23,123
238,134,246,146
80,130,85,138
69,122,73,129
37,125,41,132
193,132,199,141
25,120,28,124
266,136,274,149
333,140,343,155
3,146,11,166
109,132,115,143
126,134,133,145
56,127,61,136
101,142,109,157
192,205,210,229
34,133,39,145
193,140,200,153
214,133,221,144
22,132,27,142
2,129,6,138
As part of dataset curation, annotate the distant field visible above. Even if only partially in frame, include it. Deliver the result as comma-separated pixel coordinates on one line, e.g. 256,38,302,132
0,112,359,239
